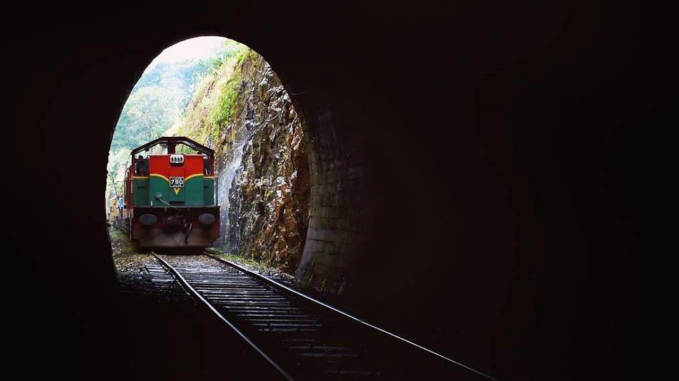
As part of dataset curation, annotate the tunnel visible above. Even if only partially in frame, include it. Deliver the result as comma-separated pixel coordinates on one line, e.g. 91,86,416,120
4,1,672,380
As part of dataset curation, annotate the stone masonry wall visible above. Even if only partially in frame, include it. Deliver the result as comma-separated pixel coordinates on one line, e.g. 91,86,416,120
294,106,369,295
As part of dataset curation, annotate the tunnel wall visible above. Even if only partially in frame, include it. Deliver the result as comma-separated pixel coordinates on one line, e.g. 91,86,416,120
4,1,672,380
295,104,369,294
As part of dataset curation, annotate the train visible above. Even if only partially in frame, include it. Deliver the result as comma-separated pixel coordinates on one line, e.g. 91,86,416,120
121,136,220,249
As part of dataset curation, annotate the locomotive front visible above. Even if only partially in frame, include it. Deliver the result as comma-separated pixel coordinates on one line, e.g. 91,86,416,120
124,137,220,249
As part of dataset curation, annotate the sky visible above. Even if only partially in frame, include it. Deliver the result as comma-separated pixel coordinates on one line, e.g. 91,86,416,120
144,36,227,73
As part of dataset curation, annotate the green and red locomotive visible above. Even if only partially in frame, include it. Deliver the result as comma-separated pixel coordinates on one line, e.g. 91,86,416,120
123,136,219,248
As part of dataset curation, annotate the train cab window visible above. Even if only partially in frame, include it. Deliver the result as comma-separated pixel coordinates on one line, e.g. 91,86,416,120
203,155,211,175
135,156,149,176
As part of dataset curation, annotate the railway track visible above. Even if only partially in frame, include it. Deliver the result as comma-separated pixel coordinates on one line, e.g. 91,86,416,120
152,253,496,380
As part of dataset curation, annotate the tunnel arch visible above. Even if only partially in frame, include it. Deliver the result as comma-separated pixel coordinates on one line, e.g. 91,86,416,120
7,2,652,379
106,33,370,293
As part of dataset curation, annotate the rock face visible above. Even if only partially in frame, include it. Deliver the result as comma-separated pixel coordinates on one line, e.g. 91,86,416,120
181,49,309,273
225,55,309,272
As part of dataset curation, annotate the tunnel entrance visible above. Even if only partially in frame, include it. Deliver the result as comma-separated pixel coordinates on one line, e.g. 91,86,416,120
106,36,310,278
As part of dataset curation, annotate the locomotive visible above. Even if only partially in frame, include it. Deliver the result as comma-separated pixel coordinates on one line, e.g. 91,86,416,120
123,136,220,249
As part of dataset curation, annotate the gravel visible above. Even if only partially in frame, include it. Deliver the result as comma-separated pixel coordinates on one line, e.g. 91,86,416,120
109,227,192,304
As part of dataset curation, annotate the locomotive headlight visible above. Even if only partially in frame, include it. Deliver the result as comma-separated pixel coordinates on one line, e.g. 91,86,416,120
170,154,184,165
198,213,216,227
139,214,157,228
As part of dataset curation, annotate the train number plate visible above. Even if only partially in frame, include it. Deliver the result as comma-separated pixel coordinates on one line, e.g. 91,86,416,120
169,177,184,188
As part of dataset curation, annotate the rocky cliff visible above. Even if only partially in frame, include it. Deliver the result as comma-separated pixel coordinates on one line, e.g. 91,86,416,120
178,49,309,273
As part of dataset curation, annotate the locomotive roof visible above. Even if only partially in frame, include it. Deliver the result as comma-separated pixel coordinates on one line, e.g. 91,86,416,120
131,136,214,156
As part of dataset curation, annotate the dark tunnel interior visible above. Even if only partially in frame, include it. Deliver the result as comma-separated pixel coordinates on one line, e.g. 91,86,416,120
3,1,674,380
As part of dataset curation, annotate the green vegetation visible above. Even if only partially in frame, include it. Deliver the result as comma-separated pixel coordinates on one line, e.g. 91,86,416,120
206,247,278,273
106,58,214,201
209,48,250,141
110,61,215,153
109,227,142,256
176,45,250,148
106,39,247,203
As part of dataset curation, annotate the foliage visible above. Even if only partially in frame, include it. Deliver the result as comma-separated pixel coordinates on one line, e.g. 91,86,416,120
176,43,249,147
106,148,131,200
110,60,214,152
206,248,275,273
209,48,250,142
106,44,227,204
106,39,249,206
210,79,239,136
